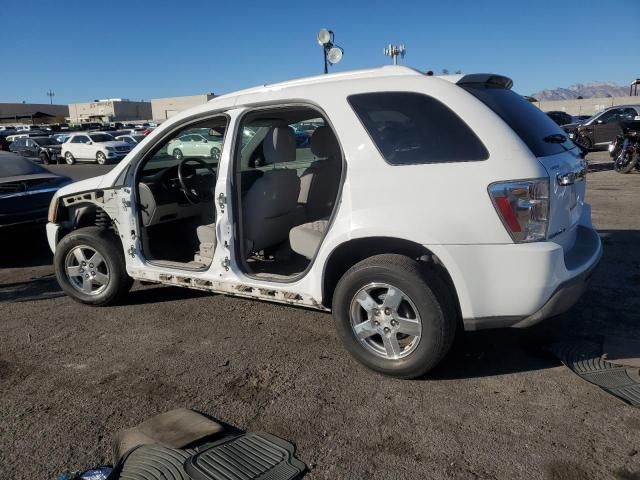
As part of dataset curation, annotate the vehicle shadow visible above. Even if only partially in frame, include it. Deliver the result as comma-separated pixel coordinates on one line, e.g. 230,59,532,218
430,228,640,380
125,285,212,305
0,275,63,303
0,225,52,268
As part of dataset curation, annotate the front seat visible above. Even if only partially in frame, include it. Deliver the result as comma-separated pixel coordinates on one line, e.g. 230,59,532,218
242,126,301,252
298,126,342,221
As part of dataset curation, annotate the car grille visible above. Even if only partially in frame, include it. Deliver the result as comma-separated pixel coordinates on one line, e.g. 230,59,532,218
115,146,130,153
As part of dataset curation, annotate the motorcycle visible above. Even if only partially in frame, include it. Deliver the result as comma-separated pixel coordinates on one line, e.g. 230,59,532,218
611,130,640,174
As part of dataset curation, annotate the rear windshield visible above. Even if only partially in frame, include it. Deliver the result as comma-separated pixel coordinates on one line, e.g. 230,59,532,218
462,85,576,157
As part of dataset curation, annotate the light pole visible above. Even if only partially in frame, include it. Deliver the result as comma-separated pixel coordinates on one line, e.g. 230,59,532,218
46,89,55,105
317,28,344,74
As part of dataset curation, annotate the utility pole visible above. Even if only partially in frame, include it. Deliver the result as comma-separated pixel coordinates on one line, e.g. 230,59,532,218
384,44,406,65
46,89,55,105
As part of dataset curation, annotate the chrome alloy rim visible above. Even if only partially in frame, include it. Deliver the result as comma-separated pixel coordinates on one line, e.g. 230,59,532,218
65,246,109,295
349,282,422,360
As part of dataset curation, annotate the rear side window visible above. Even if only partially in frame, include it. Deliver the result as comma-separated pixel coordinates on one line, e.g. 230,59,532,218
348,92,488,165
462,85,575,157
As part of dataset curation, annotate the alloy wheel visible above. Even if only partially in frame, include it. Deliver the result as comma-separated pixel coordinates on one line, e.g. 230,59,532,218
349,282,422,360
64,245,110,296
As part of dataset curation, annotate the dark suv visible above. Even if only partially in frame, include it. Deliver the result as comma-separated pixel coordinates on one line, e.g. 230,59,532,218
546,110,573,126
562,105,640,150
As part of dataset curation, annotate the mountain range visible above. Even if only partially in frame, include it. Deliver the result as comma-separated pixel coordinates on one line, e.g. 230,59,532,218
531,81,630,101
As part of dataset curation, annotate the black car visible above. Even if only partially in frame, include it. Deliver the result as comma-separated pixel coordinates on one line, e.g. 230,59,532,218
0,155,71,229
562,105,640,150
546,110,573,126
9,136,63,164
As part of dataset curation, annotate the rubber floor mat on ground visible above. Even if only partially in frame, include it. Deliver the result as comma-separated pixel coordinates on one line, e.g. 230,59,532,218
550,339,640,407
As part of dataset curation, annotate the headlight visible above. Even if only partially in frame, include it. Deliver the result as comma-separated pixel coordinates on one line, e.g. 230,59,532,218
48,196,59,223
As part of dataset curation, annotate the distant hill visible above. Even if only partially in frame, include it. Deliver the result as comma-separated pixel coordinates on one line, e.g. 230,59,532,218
531,81,629,101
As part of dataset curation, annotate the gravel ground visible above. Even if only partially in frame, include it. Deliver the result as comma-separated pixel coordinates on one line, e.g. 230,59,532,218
0,152,639,479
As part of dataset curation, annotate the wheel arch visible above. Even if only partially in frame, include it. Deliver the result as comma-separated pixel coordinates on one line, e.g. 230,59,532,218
321,236,462,320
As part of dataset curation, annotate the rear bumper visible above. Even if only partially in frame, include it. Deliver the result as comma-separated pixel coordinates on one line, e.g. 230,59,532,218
427,215,602,331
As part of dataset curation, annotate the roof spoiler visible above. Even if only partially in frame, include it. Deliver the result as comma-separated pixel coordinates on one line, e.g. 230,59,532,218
456,74,513,90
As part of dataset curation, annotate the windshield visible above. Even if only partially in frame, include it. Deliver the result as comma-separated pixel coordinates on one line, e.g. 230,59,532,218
463,85,576,157
89,134,114,142
0,156,47,177
34,137,58,146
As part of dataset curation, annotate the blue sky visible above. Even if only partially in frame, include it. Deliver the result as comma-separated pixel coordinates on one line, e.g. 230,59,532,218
1,0,637,104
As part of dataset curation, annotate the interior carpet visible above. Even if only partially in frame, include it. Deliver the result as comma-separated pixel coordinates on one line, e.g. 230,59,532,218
550,340,640,407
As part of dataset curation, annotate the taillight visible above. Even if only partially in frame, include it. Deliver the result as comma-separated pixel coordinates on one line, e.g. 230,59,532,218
488,178,549,243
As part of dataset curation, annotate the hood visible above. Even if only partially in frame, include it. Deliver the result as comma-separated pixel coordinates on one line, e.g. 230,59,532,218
54,175,105,198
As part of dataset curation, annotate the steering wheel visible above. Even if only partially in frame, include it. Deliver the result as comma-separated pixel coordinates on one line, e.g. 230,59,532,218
177,157,216,205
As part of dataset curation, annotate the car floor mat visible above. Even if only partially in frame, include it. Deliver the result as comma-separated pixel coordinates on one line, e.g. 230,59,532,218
116,444,196,480
550,339,640,407
184,432,306,480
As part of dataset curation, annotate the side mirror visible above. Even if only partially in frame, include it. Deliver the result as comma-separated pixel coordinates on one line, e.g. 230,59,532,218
202,139,208,143
87,141,93,145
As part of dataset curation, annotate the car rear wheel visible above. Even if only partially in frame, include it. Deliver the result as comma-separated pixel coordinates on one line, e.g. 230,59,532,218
575,135,592,150
332,254,457,379
96,151,107,165
173,148,183,160
210,147,221,161
64,152,75,165
54,226,133,306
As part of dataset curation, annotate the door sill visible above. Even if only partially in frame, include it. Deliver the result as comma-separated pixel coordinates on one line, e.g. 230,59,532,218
146,258,210,272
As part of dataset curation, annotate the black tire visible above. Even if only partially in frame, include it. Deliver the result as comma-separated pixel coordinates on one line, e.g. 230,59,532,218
64,152,75,165
614,151,638,174
96,151,107,165
54,226,133,306
332,254,457,379
173,148,183,160
210,147,221,161
40,152,49,165
575,134,592,150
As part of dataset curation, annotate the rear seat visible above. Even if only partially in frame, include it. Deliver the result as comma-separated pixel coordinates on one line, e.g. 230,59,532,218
289,219,329,259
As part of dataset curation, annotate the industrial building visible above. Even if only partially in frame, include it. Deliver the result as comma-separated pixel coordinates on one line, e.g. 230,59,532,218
68,99,152,124
151,94,215,122
0,103,69,125
533,95,640,116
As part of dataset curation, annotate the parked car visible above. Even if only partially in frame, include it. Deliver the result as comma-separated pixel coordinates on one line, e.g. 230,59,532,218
166,132,222,161
562,105,640,150
9,136,63,164
1,155,71,229
52,133,72,144
0,135,13,151
546,110,573,126
46,67,601,379
5,130,50,142
60,132,132,165
115,134,145,145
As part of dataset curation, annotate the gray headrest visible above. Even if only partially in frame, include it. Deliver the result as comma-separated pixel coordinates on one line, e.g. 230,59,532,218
263,126,296,164
310,126,340,160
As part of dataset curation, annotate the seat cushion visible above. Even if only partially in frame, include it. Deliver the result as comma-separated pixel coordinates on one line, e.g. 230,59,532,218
197,224,216,244
289,220,329,259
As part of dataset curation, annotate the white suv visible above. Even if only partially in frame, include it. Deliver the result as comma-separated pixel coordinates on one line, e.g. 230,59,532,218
46,66,601,378
61,132,132,165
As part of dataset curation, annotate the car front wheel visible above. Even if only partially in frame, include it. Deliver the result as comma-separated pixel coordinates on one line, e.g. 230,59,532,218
332,254,456,379
54,226,133,306
64,152,75,165
96,151,107,165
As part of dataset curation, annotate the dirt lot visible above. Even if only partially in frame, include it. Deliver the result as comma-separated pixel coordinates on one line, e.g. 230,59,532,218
1,152,639,479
